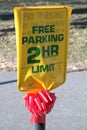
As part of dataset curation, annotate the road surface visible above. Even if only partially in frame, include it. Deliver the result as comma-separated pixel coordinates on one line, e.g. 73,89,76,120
0,71,87,130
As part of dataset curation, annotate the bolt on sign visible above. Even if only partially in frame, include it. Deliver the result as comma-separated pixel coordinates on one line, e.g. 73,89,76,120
14,6,72,94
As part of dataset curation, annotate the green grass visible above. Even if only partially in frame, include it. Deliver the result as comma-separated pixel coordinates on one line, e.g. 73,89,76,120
69,28,87,62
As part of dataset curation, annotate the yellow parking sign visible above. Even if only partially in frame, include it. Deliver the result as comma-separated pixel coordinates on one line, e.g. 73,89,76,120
14,6,72,94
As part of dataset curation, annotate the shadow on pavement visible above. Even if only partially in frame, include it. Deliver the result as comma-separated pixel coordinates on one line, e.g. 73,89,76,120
0,80,17,85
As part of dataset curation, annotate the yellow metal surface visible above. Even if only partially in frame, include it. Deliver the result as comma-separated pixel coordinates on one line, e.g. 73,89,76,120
14,6,72,93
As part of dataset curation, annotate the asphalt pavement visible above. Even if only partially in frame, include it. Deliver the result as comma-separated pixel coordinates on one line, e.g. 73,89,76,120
0,71,87,130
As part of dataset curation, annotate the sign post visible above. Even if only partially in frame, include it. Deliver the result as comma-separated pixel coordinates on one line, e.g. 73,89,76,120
35,123,45,130
14,6,72,130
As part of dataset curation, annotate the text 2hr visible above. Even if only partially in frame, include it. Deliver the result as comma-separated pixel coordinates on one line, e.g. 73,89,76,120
27,45,59,64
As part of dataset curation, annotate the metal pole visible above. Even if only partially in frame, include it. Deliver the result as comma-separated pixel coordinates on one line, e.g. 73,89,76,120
35,116,46,130
35,123,45,130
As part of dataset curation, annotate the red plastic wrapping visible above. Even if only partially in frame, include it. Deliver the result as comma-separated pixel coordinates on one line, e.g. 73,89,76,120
24,90,56,124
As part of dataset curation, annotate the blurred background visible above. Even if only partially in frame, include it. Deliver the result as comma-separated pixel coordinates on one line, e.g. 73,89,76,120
0,0,87,71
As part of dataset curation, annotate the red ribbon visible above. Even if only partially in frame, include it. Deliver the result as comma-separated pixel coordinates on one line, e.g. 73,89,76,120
24,90,56,124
